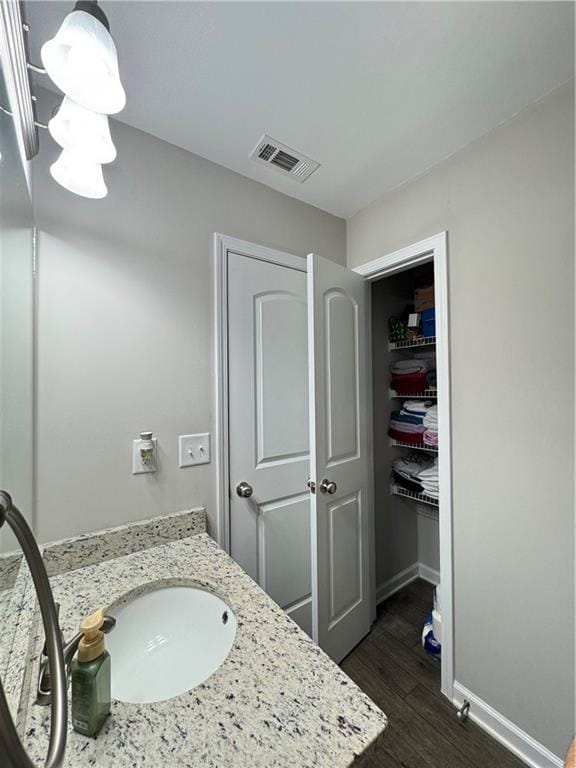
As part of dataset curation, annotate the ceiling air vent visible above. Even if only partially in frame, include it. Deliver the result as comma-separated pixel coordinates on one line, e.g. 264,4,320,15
250,134,320,183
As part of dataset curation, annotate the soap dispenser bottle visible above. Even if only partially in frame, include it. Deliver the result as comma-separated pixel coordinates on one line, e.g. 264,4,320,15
71,608,111,737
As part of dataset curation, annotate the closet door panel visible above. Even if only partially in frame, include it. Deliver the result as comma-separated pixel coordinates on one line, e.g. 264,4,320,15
307,253,371,663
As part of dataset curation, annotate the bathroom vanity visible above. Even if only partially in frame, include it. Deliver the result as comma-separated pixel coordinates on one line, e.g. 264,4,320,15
4,510,386,767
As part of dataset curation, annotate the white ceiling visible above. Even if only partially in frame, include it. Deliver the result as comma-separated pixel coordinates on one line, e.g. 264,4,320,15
26,1,574,218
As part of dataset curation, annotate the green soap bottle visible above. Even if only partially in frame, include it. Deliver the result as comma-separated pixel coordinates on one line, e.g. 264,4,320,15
71,608,111,737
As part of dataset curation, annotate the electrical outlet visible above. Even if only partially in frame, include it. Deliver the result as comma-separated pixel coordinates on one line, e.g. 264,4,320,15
179,433,210,468
132,437,158,474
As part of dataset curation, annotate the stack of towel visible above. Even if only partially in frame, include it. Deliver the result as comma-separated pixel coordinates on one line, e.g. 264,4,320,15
390,359,430,395
392,453,436,493
402,400,430,417
419,458,439,499
423,405,438,447
389,400,434,445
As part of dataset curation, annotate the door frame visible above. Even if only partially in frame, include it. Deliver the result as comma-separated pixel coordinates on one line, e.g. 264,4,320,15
213,233,307,553
353,231,454,701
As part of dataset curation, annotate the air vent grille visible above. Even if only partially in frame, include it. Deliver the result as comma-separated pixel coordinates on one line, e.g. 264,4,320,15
292,160,315,180
249,134,320,183
271,150,300,172
258,143,277,162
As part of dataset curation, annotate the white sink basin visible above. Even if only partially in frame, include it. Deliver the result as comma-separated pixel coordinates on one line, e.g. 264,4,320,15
106,585,236,703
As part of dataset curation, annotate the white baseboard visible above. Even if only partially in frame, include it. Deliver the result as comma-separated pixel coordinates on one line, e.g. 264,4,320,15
418,562,440,585
375,562,419,603
375,561,440,604
453,682,563,768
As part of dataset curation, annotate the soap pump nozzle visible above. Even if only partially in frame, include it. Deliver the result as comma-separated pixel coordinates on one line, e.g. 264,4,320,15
77,608,106,663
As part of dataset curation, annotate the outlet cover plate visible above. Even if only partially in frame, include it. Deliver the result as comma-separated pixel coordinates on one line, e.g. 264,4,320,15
132,437,158,474
179,433,210,468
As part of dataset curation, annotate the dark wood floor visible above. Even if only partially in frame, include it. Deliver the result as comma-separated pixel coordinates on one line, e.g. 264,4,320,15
341,580,527,768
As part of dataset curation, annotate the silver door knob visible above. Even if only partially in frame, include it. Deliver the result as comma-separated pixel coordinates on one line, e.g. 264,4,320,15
319,479,337,495
307,478,316,494
236,482,253,498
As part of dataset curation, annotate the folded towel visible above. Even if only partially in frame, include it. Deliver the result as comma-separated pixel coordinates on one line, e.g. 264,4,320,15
392,471,424,493
419,461,438,481
393,453,435,476
389,428,425,444
392,452,438,495
391,371,428,394
391,410,425,425
390,359,429,375
402,400,433,414
423,430,438,446
423,405,438,429
389,422,425,434
392,453,439,498
400,412,425,424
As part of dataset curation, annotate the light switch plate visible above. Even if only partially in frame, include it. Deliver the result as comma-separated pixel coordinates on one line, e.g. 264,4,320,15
132,437,158,474
179,433,210,467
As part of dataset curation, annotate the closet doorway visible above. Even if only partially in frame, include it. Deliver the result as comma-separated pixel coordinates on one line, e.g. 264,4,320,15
215,231,453,699
353,232,453,700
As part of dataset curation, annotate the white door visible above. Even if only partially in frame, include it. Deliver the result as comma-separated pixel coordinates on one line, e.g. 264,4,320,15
228,250,312,634
307,253,371,662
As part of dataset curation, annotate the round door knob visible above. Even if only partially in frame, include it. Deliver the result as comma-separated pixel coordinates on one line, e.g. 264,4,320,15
319,479,337,495
236,482,253,498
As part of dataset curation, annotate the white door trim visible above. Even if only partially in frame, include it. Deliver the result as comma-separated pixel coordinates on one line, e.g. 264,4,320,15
352,231,454,701
214,233,306,552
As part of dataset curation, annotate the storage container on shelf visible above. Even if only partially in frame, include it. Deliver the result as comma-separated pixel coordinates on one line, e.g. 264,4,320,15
421,307,436,338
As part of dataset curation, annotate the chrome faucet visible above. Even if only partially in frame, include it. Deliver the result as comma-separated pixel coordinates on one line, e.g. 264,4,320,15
36,604,116,706
0,490,67,768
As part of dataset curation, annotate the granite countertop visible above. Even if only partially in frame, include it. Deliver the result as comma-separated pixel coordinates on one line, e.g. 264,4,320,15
2,509,208,731
21,533,387,767
0,553,23,676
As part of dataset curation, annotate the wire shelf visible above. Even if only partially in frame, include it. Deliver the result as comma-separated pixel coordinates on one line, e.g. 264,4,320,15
389,389,437,399
389,336,436,351
390,439,438,453
391,485,439,507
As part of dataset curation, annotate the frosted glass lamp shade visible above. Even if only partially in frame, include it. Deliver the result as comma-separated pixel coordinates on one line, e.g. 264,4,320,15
50,149,108,198
49,97,117,163
41,10,126,115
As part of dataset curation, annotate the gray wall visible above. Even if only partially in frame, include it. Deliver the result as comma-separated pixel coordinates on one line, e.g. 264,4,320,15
349,82,575,758
417,510,439,576
32,89,345,544
371,277,418,586
0,98,35,553
0,228,34,554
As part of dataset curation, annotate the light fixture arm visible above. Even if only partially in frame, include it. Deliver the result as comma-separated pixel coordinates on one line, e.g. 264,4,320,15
27,61,46,74
1,100,48,129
